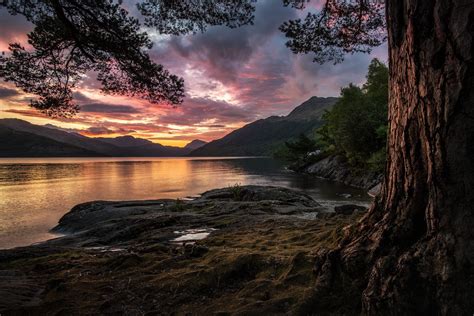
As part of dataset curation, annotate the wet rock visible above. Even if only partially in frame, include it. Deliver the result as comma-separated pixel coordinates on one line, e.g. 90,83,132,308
29,186,329,251
368,183,382,197
200,185,318,206
51,200,171,234
304,155,383,190
334,204,367,215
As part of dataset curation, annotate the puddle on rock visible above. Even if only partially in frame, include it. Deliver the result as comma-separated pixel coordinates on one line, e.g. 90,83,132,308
172,228,216,242
181,194,201,201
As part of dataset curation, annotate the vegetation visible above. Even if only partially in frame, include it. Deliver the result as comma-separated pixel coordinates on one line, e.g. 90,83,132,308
191,97,336,157
170,198,185,212
0,0,255,117
0,187,361,315
318,58,388,172
2,0,473,314
229,183,243,201
0,1,384,117
273,133,320,169
277,59,388,173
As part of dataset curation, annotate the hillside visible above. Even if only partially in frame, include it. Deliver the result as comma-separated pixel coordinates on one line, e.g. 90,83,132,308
96,135,195,156
189,96,338,156
0,125,101,157
0,119,121,155
184,139,207,150
0,119,200,157
0,96,335,158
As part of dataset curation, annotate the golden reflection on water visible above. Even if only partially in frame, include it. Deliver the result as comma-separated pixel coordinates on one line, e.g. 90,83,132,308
0,157,369,249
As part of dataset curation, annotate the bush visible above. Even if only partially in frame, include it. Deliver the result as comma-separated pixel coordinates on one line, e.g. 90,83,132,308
229,183,243,201
368,148,386,173
316,58,388,171
274,134,322,170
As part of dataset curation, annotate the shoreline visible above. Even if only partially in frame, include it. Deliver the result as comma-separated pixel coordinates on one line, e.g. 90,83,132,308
0,185,367,314
294,155,383,192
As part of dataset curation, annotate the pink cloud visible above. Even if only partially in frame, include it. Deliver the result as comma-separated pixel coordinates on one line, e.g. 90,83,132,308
0,1,388,145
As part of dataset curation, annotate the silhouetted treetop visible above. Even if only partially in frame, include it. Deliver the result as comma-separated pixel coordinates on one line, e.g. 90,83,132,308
280,0,386,63
0,0,386,116
1,0,186,116
137,0,257,35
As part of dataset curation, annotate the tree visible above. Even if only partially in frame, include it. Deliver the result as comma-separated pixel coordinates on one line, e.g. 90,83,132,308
319,59,388,170
275,133,318,167
0,0,256,116
283,1,474,314
2,0,474,314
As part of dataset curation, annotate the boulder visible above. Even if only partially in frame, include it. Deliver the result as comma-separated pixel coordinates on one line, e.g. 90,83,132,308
305,155,383,190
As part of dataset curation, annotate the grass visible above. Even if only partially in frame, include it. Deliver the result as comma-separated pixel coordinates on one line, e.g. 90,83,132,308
229,183,243,201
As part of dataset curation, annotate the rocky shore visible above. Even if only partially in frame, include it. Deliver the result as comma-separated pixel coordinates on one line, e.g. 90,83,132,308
301,155,383,192
0,186,366,315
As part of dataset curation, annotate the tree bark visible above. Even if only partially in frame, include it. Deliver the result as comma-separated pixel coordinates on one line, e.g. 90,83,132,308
305,1,474,315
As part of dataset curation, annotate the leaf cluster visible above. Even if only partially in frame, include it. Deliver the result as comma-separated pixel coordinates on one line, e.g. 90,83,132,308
317,58,388,171
280,0,386,64
0,0,387,116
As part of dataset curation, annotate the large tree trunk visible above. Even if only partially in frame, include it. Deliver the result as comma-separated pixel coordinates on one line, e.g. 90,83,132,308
306,1,474,314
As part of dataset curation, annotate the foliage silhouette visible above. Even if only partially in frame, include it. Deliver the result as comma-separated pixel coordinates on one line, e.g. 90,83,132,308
0,0,386,116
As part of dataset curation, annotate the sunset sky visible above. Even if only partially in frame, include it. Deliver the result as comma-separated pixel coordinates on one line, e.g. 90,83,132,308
0,0,387,147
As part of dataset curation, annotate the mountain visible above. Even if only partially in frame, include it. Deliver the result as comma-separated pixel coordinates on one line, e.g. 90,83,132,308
0,96,337,157
189,97,338,156
97,135,153,148
96,135,191,156
286,96,338,121
184,139,207,150
0,119,119,155
0,119,192,157
0,125,101,157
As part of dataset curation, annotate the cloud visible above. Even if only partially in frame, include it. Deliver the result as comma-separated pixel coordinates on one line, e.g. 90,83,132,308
3,109,47,119
72,91,94,102
159,0,297,84
0,86,20,98
0,8,32,50
43,124,81,133
157,96,258,126
84,126,115,135
0,1,388,144
80,103,141,114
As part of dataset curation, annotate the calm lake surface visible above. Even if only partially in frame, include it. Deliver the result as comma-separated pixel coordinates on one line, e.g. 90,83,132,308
0,157,371,249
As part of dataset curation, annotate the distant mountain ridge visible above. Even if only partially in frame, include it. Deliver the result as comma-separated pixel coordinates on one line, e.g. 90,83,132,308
286,97,338,121
0,125,101,157
184,139,207,150
0,96,335,158
189,96,338,156
0,119,205,157
97,135,153,148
